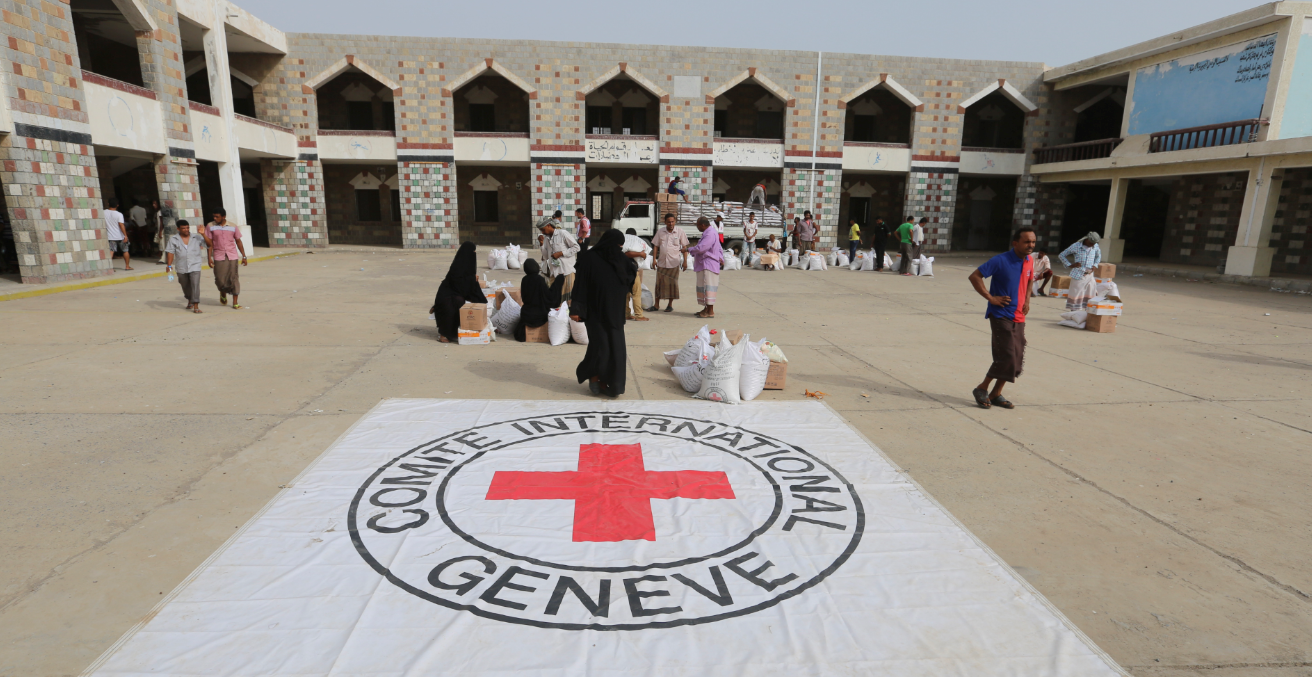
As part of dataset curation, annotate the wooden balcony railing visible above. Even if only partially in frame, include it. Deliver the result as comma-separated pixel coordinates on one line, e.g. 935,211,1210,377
1033,138,1122,164
1149,119,1267,153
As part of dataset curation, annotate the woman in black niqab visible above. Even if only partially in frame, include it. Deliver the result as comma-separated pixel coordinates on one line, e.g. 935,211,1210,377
514,258,561,342
432,242,486,342
571,229,637,396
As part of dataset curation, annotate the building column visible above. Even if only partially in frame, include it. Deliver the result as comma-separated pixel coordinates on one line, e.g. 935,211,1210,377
2,131,109,284
1015,174,1066,253
399,160,459,248
903,162,958,252
1225,165,1283,277
782,166,840,249
263,158,327,248
198,5,246,227
1102,177,1129,262
531,162,585,230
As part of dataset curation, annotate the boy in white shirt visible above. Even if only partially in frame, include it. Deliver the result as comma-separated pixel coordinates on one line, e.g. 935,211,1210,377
104,200,131,271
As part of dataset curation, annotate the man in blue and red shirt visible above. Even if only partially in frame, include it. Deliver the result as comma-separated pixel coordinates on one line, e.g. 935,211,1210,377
968,227,1036,410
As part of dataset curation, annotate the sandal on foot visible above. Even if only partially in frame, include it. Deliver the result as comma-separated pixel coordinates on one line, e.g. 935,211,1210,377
989,395,1015,409
972,388,991,409
663,307,673,313
219,295,228,305
232,304,243,309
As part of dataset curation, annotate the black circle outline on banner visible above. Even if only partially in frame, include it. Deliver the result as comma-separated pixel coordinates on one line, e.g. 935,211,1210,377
435,429,783,573
348,411,865,631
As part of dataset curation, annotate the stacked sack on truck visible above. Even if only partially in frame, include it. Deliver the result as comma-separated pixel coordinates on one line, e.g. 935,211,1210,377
1058,264,1120,332
663,326,787,402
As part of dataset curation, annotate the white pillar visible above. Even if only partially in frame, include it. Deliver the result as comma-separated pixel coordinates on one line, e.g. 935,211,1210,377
1101,177,1129,263
1225,163,1283,277
202,1,248,232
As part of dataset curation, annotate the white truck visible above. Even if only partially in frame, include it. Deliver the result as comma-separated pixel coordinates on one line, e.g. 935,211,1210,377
613,196,787,251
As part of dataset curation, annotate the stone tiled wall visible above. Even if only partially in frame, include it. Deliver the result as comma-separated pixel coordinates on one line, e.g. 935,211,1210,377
262,159,326,247
1015,175,1066,253
531,163,584,227
400,162,458,248
781,168,841,247
1162,173,1246,267
658,164,711,205
1269,167,1311,275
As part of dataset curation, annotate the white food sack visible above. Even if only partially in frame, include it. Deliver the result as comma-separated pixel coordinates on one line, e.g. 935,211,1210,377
517,250,529,267
547,304,571,346
569,318,589,345
638,254,653,270
836,252,849,267
918,256,934,277
827,251,838,266
641,284,653,311
763,341,788,363
739,336,771,401
695,331,746,404
884,254,894,269
663,349,681,367
675,325,713,368
808,252,827,271
491,249,510,271
911,259,921,275
1058,309,1088,329
891,253,902,271
861,252,876,271
486,250,498,269
786,249,799,267
750,252,762,269
490,295,521,334
672,362,708,393
849,251,865,271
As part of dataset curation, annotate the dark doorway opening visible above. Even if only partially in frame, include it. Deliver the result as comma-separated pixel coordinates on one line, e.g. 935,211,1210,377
962,92,1026,150
843,86,913,145
1122,180,1171,259
315,69,397,132
1060,184,1110,248
241,163,268,247
714,82,786,141
952,176,1019,251
71,0,145,87
453,74,530,134
196,161,225,224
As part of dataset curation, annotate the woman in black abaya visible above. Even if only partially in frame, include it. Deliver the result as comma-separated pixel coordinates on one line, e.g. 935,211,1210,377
514,258,562,342
432,242,486,343
571,229,637,397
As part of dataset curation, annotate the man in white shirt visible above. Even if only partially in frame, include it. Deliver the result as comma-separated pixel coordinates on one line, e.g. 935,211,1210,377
538,214,580,302
912,217,927,261
621,227,652,321
127,200,148,254
740,212,759,264
103,199,131,271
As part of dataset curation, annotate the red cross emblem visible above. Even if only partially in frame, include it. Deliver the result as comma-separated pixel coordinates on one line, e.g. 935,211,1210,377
485,443,736,543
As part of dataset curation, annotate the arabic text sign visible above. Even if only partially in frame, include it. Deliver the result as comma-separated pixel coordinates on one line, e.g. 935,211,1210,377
586,138,658,164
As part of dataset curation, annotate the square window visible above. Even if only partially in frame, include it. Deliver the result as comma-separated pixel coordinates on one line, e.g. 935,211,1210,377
473,190,499,222
356,190,381,221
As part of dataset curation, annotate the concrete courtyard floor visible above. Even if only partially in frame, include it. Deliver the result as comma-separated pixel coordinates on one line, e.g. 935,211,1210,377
1,249,1310,676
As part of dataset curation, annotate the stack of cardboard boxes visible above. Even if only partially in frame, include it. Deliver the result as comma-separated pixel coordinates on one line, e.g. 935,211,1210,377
1085,263,1120,333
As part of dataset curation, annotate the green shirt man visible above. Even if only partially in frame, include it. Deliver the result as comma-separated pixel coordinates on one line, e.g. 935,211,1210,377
896,221,914,244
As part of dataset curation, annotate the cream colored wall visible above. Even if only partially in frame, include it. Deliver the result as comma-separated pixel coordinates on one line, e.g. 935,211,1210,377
233,118,297,158
318,134,398,162
189,110,229,162
84,82,167,154
959,150,1025,175
453,136,531,163
841,145,911,172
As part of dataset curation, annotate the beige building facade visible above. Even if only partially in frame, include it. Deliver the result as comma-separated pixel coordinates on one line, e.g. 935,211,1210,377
2,0,1309,283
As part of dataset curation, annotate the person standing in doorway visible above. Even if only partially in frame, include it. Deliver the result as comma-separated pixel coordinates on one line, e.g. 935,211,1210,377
871,217,890,271
205,208,247,308
651,212,689,313
847,217,862,262
574,207,592,252
895,216,915,275
799,210,817,253
538,214,580,303
740,211,758,265
165,220,207,313
622,227,651,322
689,217,723,319
104,200,131,271
968,227,1036,410
128,200,149,256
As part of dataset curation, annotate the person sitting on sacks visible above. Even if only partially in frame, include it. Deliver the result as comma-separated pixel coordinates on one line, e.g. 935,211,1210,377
514,259,563,342
763,234,783,270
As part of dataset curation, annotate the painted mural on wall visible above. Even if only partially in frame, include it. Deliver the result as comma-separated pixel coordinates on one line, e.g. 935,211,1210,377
1280,22,1312,139
1128,34,1277,136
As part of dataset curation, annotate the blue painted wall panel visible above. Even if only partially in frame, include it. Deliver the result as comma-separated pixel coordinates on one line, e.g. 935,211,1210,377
1128,34,1276,136
1280,27,1312,139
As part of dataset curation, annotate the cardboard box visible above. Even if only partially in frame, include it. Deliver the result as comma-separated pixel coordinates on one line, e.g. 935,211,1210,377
523,323,550,344
763,361,787,390
496,288,522,307
1095,263,1116,279
1086,299,1123,316
457,326,495,345
1085,314,1117,333
1050,275,1071,298
759,253,779,266
460,303,488,331
709,329,744,346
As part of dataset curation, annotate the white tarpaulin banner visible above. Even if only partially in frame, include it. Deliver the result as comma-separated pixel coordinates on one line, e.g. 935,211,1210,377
88,400,1125,676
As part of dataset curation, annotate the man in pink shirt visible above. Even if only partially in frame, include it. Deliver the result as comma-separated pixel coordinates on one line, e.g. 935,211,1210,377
204,208,248,309
574,207,591,251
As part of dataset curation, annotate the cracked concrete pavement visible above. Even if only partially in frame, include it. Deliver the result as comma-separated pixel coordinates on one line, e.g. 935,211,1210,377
1,249,1309,676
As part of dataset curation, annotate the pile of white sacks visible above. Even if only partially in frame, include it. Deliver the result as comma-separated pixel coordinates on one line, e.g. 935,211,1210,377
483,274,589,347
1058,280,1123,329
486,245,530,271
663,325,786,404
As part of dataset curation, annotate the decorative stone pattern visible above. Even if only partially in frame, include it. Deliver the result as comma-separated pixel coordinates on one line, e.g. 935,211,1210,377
1015,174,1065,252
1269,167,1311,275
904,170,956,252
531,163,584,226
1162,173,1245,267
263,160,327,248
782,168,840,248
400,162,459,248
2,135,107,283
658,164,711,205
